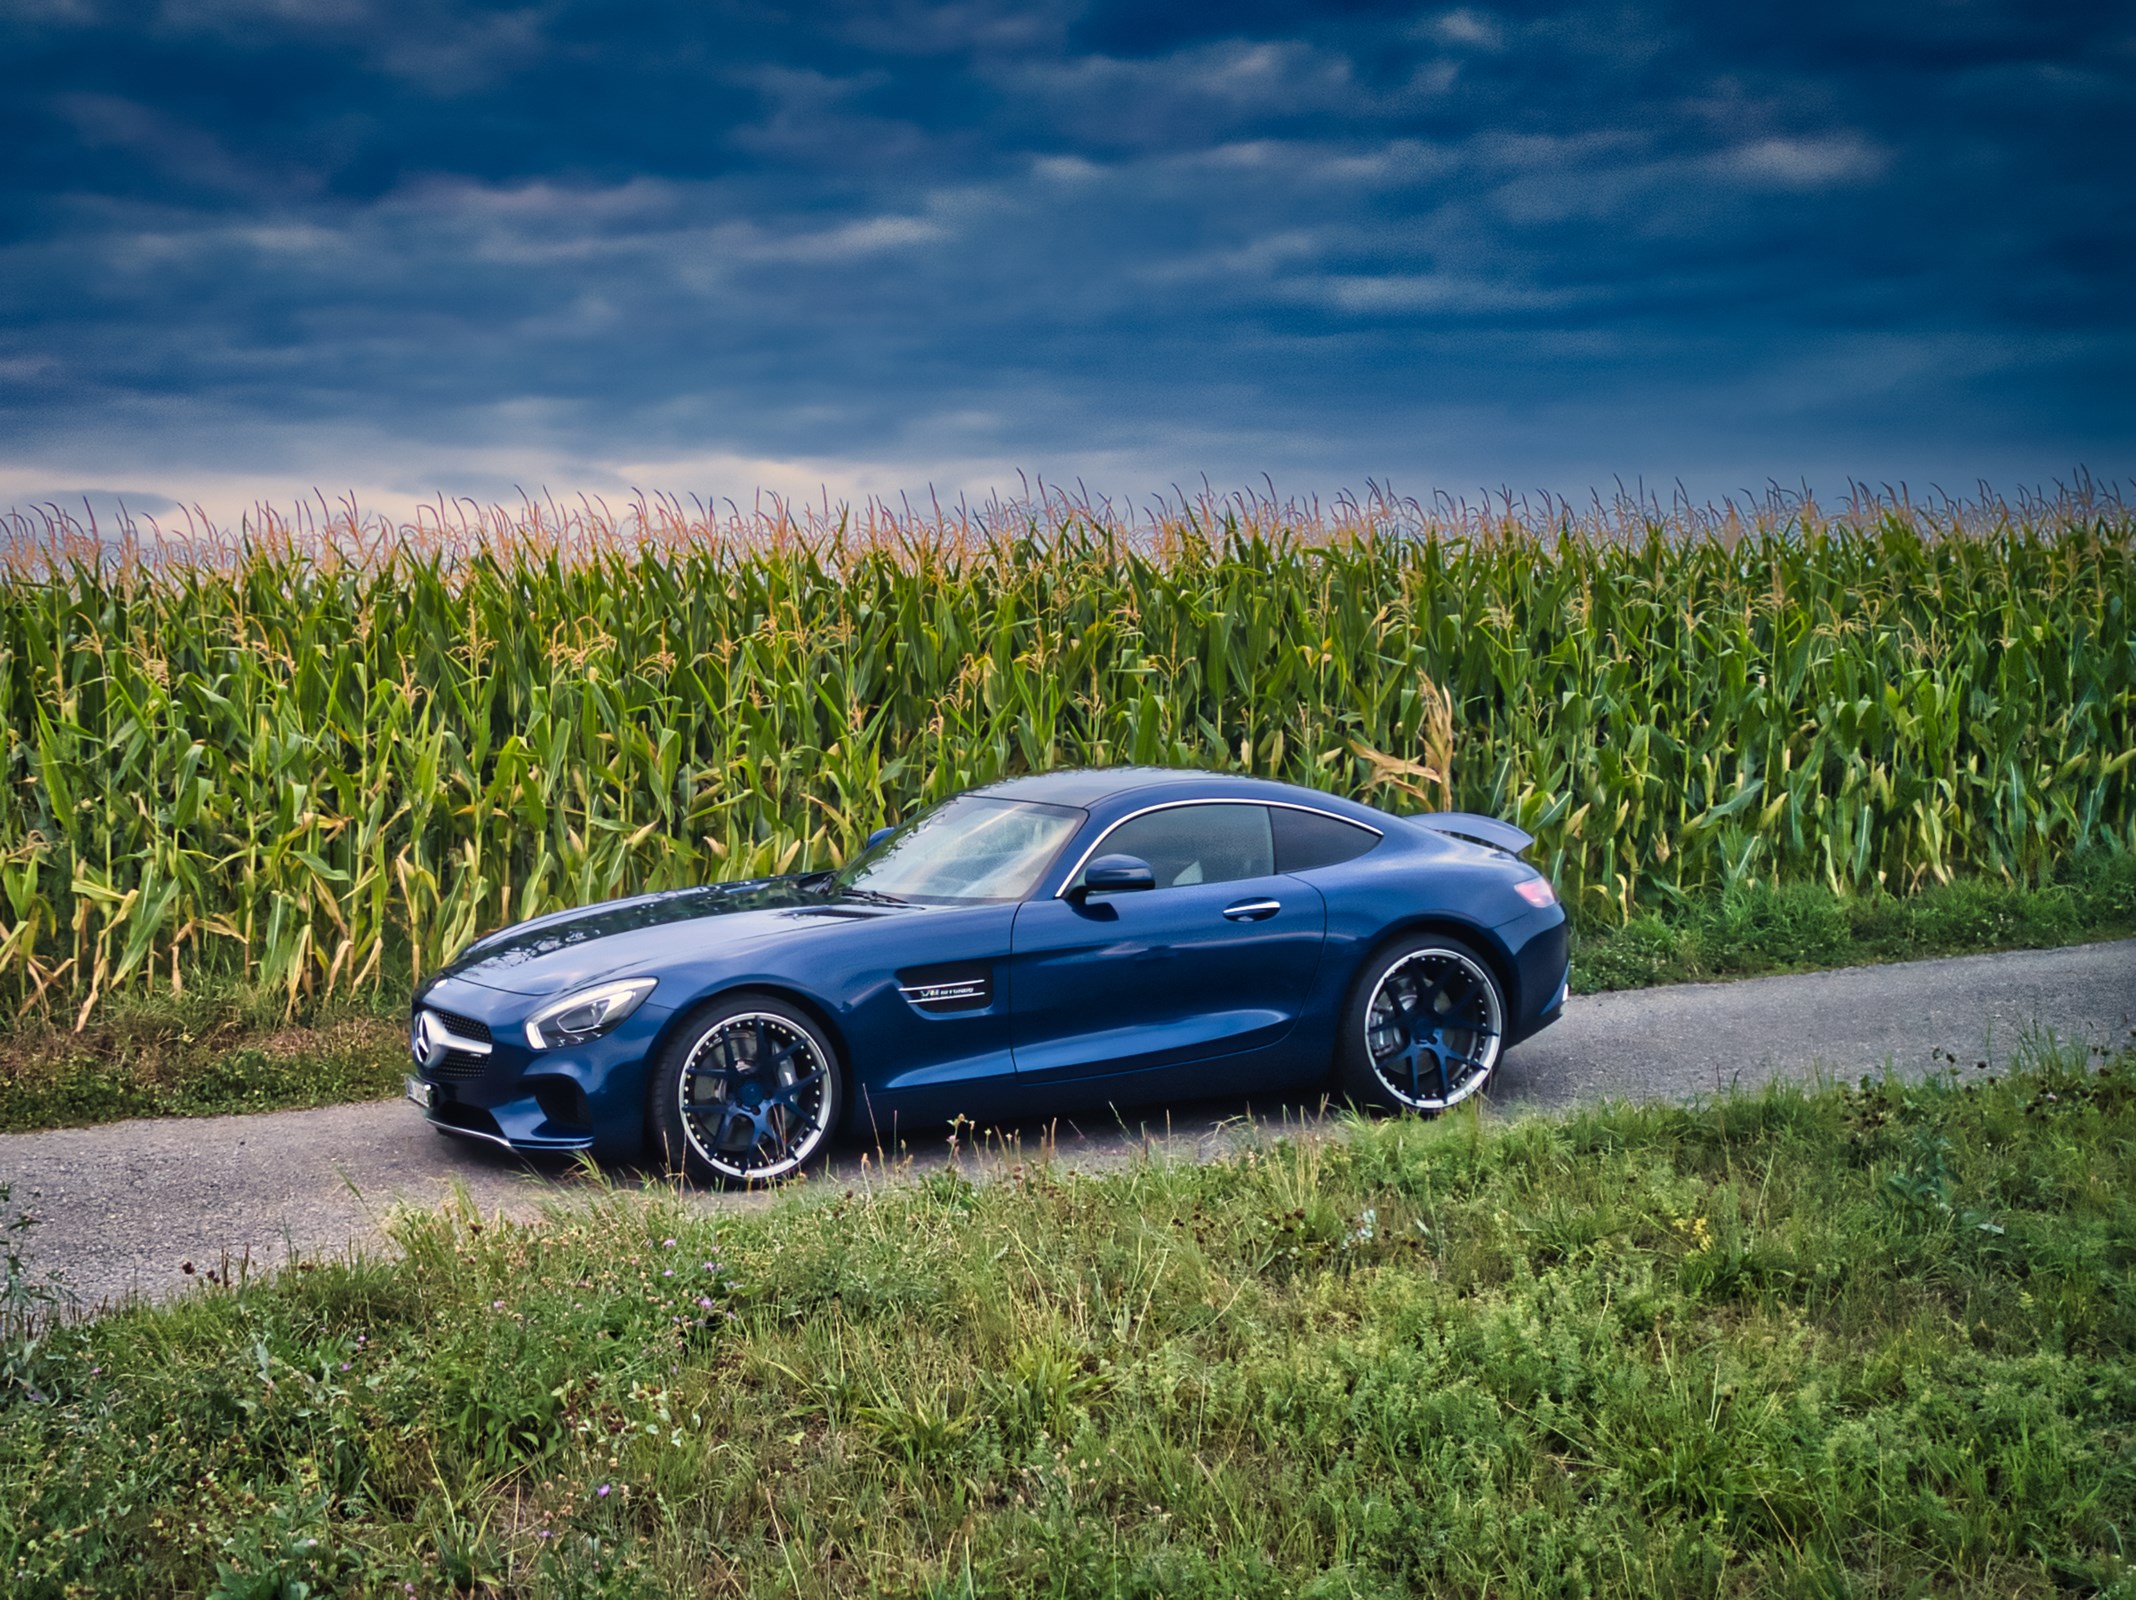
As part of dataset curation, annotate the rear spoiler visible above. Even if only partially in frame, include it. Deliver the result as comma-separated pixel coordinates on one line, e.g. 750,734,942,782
1411,811,1534,856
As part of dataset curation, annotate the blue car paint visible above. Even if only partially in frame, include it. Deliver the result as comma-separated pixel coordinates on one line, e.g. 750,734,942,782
1008,871,1327,1084
408,768,1570,1160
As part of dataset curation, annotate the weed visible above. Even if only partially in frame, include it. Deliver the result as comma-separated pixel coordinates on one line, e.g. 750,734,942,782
0,1185,66,1407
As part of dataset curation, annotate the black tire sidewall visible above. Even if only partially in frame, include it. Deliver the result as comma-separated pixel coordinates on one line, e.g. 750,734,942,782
648,992,842,1186
1336,931,1505,1114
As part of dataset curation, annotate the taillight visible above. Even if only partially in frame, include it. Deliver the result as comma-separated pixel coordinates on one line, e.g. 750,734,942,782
1514,877,1557,908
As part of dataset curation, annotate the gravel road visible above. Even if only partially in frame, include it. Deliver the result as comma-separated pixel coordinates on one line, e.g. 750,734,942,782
5,939,2131,1312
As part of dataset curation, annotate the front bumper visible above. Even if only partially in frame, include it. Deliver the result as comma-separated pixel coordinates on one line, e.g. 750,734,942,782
419,1092,599,1155
406,973,672,1157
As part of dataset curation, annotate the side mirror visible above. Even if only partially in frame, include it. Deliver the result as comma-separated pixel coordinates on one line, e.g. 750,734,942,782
1070,853,1155,902
864,825,896,851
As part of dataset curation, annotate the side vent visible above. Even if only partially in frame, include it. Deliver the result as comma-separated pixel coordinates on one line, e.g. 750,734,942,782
897,962,994,1015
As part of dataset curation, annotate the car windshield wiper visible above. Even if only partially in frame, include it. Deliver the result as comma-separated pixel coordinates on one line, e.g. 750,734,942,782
833,885,914,908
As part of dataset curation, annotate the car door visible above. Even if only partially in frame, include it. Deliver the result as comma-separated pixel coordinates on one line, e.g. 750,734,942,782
1008,802,1326,1085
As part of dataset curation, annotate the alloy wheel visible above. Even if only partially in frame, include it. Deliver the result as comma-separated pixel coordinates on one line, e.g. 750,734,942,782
1363,947,1503,1111
676,1011,835,1181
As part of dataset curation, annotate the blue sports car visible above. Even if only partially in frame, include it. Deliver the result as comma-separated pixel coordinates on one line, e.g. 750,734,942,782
406,767,1569,1185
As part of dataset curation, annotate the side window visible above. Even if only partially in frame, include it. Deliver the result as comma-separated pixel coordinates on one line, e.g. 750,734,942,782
1271,807,1380,873
1089,804,1274,890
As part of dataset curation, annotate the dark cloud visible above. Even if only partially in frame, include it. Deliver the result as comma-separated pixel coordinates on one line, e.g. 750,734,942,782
1,0,2129,509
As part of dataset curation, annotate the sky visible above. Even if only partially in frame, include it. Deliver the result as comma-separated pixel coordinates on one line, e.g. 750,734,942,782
3,0,2132,524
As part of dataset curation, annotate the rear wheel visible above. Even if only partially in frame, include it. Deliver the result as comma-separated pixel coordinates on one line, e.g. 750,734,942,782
649,993,842,1187
1337,933,1505,1114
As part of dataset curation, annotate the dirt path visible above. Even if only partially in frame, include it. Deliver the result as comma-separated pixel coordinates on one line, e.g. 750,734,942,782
5,939,2131,1311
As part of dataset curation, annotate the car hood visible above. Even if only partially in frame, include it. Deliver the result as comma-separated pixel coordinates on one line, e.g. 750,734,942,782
433,877,904,997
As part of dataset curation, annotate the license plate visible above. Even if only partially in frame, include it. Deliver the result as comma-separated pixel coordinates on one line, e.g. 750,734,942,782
404,1075,437,1110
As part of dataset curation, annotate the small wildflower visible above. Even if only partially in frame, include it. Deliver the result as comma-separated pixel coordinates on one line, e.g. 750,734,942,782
492,1299,505,1310
662,1238,676,1248
597,1483,612,1498
697,1296,715,1309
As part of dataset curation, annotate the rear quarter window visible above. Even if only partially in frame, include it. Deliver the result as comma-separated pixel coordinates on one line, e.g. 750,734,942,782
1271,807,1380,873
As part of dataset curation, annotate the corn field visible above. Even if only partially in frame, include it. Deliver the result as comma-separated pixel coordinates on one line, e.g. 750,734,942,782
2,487,2132,1020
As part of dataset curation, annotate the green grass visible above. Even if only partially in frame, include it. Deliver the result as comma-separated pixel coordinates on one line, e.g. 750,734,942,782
1,863,2131,1135
3,1042,2132,1598
1572,851,2136,992
0,981,408,1133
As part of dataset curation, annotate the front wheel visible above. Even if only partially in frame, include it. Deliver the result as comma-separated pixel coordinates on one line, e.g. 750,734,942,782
648,993,843,1187
1337,933,1505,1114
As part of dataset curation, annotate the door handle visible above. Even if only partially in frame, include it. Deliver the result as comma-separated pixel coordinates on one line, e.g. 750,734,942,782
1222,898,1282,922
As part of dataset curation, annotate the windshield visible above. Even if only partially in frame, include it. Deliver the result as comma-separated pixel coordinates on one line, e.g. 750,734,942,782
834,796,1084,904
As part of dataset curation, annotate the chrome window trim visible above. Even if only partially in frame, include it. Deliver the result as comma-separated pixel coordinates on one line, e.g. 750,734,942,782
1048,797,1384,900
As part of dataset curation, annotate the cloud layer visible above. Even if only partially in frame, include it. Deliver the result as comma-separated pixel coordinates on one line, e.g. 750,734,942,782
3,0,2131,514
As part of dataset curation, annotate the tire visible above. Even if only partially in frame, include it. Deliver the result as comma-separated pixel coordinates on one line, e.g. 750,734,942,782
648,992,843,1187
1336,932,1506,1114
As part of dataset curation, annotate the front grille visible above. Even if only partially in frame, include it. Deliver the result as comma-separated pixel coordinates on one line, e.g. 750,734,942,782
428,1050,489,1082
431,1009,492,1044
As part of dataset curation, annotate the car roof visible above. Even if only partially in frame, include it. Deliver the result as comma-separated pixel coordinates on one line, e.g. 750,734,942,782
971,766,1207,806
969,765,1382,820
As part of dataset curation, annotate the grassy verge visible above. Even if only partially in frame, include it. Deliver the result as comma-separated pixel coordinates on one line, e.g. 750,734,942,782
1,858,2131,1136
1570,853,2136,992
0,984,408,1134
3,1042,2131,1597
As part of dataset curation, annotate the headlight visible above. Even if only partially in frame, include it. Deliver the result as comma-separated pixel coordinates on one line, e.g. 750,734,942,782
524,978,657,1050
1513,876,1557,908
